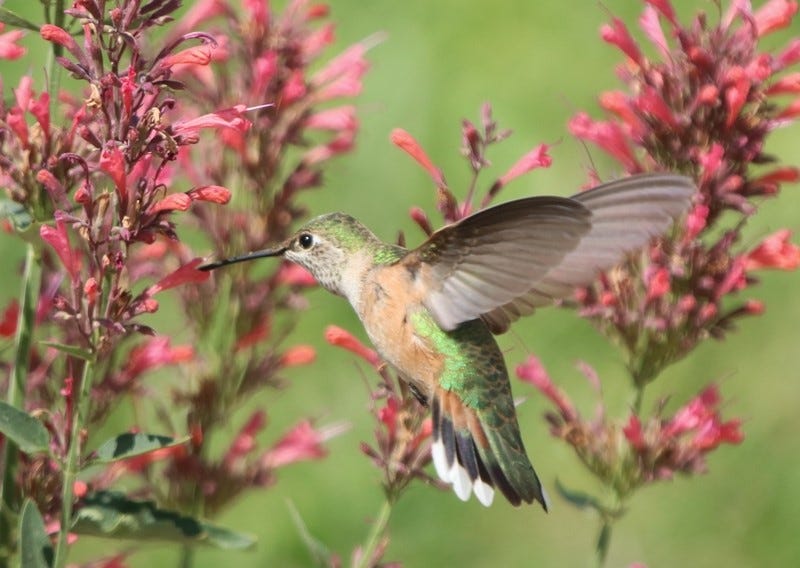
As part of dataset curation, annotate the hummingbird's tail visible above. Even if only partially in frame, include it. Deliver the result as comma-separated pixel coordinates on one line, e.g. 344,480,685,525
431,389,549,509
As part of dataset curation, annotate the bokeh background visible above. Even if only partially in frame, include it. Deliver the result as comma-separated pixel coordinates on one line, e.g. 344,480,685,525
2,1,799,566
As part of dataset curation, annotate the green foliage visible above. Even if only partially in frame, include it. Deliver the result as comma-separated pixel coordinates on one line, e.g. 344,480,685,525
91,433,189,464
0,401,50,455
72,492,256,550
19,500,53,568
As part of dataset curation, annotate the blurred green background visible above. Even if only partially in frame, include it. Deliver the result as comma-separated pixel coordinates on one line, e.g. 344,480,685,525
2,1,800,566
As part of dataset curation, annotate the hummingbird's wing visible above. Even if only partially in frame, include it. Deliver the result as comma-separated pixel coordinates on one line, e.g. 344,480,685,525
406,197,594,331
411,173,694,332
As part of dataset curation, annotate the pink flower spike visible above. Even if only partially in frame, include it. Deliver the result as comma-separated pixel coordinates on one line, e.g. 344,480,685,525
496,144,552,189
324,325,381,367
187,185,231,204
600,17,643,66
745,229,800,271
390,129,447,188
0,23,26,60
40,221,80,281
147,258,210,295
753,0,798,36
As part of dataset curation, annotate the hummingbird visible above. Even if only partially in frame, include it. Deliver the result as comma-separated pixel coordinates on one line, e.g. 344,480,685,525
199,173,694,510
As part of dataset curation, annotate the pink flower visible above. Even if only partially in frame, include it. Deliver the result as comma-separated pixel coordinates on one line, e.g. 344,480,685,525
0,23,25,60
99,145,127,198
171,105,251,138
148,193,192,214
516,356,578,421
275,263,317,287
279,345,317,367
39,24,76,52
646,267,671,301
146,259,210,295
305,106,358,131
745,229,800,271
601,17,642,66
260,421,330,469
390,129,447,189
121,337,194,382
753,0,799,36
40,220,80,281
161,44,214,68
224,411,266,467
568,113,640,172
186,185,232,204
495,144,552,189
0,300,19,337
623,415,647,450
324,325,381,367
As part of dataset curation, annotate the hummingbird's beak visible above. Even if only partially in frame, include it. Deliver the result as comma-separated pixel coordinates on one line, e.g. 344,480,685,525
198,246,287,271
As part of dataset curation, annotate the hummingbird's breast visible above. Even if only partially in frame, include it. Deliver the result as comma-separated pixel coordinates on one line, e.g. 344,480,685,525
355,264,446,398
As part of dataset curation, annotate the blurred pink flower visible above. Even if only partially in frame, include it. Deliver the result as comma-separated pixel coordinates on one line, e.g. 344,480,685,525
745,229,800,270
0,23,25,60
325,325,381,367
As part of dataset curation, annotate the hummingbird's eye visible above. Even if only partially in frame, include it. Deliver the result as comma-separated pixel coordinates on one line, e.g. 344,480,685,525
298,233,314,249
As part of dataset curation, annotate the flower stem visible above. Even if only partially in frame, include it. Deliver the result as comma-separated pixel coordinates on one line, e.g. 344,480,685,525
53,357,95,568
595,516,612,568
0,243,41,558
355,498,393,568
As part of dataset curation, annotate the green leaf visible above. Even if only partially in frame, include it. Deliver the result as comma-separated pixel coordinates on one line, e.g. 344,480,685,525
0,7,40,32
39,341,94,362
92,433,189,464
19,500,54,568
554,478,606,512
0,199,33,231
0,401,50,455
72,491,256,549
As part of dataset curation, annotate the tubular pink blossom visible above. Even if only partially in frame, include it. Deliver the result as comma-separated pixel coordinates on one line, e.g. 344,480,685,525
279,345,317,367
36,170,66,204
745,229,800,271
496,144,552,189
639,86,678,128
146,258,210,295
390,129,447,188
304,106,357,131
281,70,307,104
260,421,332,469
40,221,80,281
639,5,670,58
0,24,26,60
600,17,643,66
753,0,798,36
516,356,578,422
224,411,266,467
646,267,671,301
724,73,751,129
324,325,381,367
568,113,641,172
40,24,77,51
312,44,366,86
99,145,127,197
187,185,231,204
171,105,251,137
161,44,214,68
148,193,192,214
645,0,678,25
122,337,195,381
623,415,647,450
275,263,317,287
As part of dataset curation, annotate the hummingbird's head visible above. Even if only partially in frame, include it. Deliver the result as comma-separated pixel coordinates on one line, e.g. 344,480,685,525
200,213,383,300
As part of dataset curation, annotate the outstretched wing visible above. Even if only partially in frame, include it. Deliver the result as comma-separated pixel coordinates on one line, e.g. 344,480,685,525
405,196,593,331
409,173,695,332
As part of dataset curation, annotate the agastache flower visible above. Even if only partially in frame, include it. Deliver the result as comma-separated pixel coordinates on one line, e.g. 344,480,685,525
0,23,26,60
260,421,347,469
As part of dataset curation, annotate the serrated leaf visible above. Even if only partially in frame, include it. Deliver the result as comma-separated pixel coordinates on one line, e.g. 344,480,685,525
0,199,33,231
554,478,605,512
19,499,54,568
0,7,40,31
92,433,189,464
0,401,50,455
72,491,256,549
39,341,94,361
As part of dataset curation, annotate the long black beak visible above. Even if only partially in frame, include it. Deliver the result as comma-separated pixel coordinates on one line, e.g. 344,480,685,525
198,246,287,271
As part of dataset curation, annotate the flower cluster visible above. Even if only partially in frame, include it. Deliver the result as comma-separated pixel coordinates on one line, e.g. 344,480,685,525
1,0,366,563
517,356,743,498
570,0,800,385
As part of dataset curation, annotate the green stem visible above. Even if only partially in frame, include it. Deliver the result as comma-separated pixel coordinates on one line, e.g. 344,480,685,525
0,244,42,558
595,516,612,568
632,382,645,416
355,499,393,568
53,357,95,568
